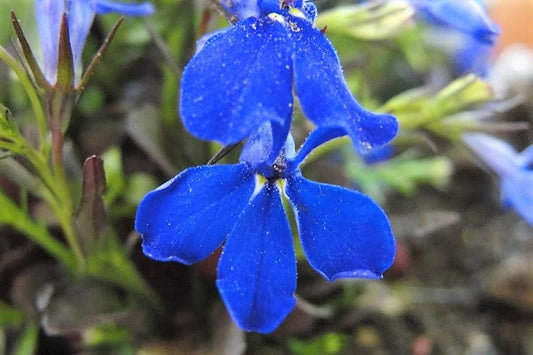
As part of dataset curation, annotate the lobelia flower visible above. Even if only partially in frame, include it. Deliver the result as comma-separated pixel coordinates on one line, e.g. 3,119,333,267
180,0,398,160
410,0,499,45
463,133,533,225
135,123,396,333
36,0,154,85
408,0,499,75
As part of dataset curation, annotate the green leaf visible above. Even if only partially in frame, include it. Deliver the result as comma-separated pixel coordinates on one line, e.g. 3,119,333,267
10,11,49,89
0,301,24,328
383,75,496,135
13,322,39,355
86,235,159,307
288,332,349,355
0,191,76,270
102,147,126,207
0,158,42,196
344,149,453,201
0,45,47,149
431,74,494,116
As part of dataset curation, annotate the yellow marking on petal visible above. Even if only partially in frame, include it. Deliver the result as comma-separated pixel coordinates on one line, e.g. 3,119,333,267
268,13,285,23
252,174,267,199
289,8,306,19
276,179,287,194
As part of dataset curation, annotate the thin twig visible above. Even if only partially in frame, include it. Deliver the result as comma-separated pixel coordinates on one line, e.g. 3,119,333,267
143,20,181,77
207,143,240,165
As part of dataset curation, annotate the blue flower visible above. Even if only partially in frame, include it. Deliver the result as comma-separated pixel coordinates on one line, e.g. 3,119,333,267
135,124,395,333
180,0,398,157
463,133,533,225
36,0,154,84
410,0,499,45
409,0,499,75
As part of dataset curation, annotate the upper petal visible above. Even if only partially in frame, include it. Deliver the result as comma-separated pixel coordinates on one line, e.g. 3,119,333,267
180,17,293,145
217,183,297,333
135,164,255,265
286,176,395,280
290,16,398,153
240,121,293,170
35,0,65,83
501,173,533,226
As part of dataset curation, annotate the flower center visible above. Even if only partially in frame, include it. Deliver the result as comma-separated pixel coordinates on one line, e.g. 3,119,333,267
270,156,287,180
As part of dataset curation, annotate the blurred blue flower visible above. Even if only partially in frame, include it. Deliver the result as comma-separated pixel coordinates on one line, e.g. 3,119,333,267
463,133,533,225
36,0,154,84
409,0,499,75
410,0,499,45
135,124,395,333
180,0,397,156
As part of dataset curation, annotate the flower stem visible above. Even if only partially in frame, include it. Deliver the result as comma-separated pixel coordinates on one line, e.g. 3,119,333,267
0,45,48,154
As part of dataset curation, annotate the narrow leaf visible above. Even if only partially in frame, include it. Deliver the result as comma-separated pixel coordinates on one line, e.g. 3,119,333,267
14,322,39,355
10,11,50,89
78,17,124,91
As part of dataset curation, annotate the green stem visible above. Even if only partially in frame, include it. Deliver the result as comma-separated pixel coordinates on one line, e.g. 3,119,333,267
299,136,351,167
0,45,48,154
24,147,86,269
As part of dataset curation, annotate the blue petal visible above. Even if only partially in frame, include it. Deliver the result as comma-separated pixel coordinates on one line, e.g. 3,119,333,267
35,0,65,83
180,17,293,145
411,0,499,45
68,0,97,73
453,39,492,76
463,133,519,177
290,16,398,153
195,28,229,54
135,164,255,265
288,126,346,170
518,145,533,168
91,0,155,16
501,174,533,225
301,0,318,22
286,176,395,280
240,121,292,168
217,183,296,333
362,144,394,165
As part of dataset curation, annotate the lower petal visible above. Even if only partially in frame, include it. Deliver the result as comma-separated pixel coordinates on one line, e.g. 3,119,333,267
217,183,296,333
286,176,395,280
135,164,254,265
501,175,533,225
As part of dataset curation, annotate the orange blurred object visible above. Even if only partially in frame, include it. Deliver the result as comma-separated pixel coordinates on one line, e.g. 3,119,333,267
491,0,533,51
